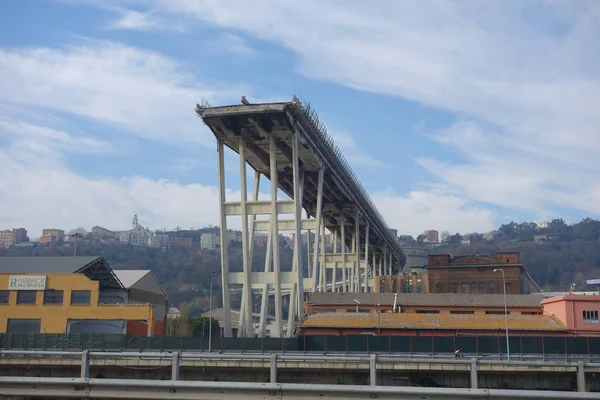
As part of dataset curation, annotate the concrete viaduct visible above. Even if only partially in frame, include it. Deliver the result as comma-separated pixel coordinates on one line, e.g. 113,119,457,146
195,97,406,338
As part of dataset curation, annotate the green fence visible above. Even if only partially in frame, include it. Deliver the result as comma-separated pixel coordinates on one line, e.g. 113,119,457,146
0,333,599,357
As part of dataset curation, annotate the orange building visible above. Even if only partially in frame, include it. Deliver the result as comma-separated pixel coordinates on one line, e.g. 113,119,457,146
542,295,600,336
39,229,65,245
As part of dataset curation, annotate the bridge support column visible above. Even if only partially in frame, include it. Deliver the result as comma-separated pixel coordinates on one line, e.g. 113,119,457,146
332,229,338,292
354,213,360,292
363,223,370,292
217,140,232,337
341,220,347,292
370,354,377,386
80,350,89,378
172,352,180,381
312,168,324,292
577,361,586,392
239,139,254,338
270,135,283,338
470,359,478,388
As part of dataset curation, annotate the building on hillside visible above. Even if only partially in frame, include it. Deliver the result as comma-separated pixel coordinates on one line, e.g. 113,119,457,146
112,270,168,335
12,228,28,244
425,230,439,243
200,232,218,250
202,308,288,337
426,253,540,294
305,292,544,316
39,229,64,245
538,221,549,229
401,246,428,272
0,231,16,248
542,295,600,336
149,233,169,248
167,307,182,319
227,230,243,243
376,274,429,293
118,214,152,246
169,237,192,249
91,226,115,240
0,257,159,336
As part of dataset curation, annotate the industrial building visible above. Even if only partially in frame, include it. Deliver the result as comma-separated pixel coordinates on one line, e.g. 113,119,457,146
0,257,165,336
426,253,540,294
305,292,544,316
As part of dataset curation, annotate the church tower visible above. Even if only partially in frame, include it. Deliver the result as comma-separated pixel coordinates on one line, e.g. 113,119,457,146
132,214,139,229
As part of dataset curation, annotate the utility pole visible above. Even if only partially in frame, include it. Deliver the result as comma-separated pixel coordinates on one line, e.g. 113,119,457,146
72,233,82,257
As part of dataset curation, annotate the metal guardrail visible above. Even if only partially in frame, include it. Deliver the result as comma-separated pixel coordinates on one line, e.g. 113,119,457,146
1,350,596,393
0,377,598,399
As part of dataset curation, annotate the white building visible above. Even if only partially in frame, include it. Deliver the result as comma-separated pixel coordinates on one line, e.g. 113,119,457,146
537,221,549,229
0,230,16,248
149,233,169,248
201,232,218,250
227,230,243,243
118,214,152,246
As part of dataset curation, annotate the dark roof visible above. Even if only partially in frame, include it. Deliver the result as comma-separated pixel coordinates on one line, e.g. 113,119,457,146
0,256,101,274
0,256,123,289
308,292,544,308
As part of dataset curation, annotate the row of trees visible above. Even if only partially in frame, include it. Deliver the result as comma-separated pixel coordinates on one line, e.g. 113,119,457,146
165,303,221,337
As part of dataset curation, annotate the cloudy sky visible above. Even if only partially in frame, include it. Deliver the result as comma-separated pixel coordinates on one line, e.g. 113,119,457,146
1,0,599,238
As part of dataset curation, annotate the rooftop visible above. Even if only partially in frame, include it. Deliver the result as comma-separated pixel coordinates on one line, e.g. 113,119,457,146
0,256,122,289
300,312,565,332
308,292,545,308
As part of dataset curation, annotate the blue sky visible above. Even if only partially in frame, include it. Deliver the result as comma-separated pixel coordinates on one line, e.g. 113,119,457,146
1,0,599,238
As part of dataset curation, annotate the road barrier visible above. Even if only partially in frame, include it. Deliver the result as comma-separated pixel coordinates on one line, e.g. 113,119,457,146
0,377,598,399
1,333,599,360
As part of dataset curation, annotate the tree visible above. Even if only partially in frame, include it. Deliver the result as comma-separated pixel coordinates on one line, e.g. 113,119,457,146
447,233,462,247
166,302,190,336
416,234,426,243
190,316,221,337
440,231,450,242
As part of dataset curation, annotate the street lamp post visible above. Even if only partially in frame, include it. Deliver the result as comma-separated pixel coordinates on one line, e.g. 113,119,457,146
494,268,510,361
209,270,214,353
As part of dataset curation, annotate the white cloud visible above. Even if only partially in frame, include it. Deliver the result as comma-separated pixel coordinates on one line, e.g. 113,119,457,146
373,189,496,236
0,122,236,235
0,41,241,148
108,9,183,32
117,0,600,217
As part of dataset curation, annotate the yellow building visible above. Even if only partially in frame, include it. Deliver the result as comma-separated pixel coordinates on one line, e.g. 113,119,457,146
0,230,16,248
0,256,156,335
39,229,65,245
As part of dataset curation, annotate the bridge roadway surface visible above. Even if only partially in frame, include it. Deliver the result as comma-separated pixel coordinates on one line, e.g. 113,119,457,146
1,350,599,394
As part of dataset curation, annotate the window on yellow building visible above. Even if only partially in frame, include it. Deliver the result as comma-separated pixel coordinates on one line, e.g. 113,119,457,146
71,290,91,305
0,290,8,304
16,291,36,304
7,319,41,333
451,310,475,314
43,290,64,305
